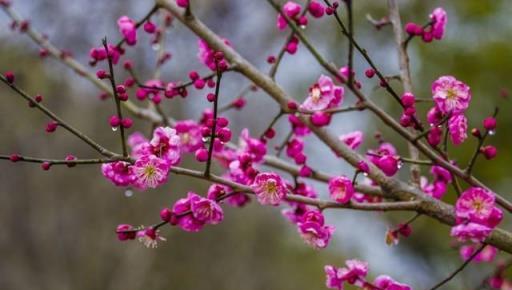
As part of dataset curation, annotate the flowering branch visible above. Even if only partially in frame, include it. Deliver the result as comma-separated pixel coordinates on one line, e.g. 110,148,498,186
115,5,159,48
156,0,512,255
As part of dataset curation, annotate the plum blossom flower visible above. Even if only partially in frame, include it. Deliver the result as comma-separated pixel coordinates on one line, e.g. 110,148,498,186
191,196,224,225
328,176,354,204
430,8,447,40
374,275,412,290
117,16,137,46
277,1,302,30
298,210,335,249
448,114,468,145
251,172,287,206
300,75,344,112
239,128,267,163
451,187,502,242
432,76,471,115
172,192,205,232
455,187,495,223
132,154,170,190
137,227,166,248
451,222,492,242
339,131,363,150
101,161,135,187
174,120,203,153
150,126,181,165
324,259,368,289
198,38,230,71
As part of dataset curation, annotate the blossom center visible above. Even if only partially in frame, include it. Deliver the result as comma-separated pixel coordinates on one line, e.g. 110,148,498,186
264,180,278,194
311,86,321,103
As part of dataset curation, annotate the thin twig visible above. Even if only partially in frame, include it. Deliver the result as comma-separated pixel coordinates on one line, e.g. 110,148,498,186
0,155,128,165
204,65,223,176
428,243,486,290
103,38,128,156
0,75,118,158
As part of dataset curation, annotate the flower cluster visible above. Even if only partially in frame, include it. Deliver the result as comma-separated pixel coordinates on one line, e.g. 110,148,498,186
429,76,471,145
300,75,344,127
405,7,447,43
297,210,335,249
420,165,452,200
325,259,413,290
102,127,181,190
168,191,224,232
198,38,230,71
451,187,503,242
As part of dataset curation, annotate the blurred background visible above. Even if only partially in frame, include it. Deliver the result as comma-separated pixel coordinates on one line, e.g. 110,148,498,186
0,0,511,289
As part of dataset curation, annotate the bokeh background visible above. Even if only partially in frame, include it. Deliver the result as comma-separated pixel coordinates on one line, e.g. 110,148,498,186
0,0,511,289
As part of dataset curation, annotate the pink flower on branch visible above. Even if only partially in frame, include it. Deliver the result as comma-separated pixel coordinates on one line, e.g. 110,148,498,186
432,76,471,115
300,75,344,112
132,154,170,190
117,16,137,46
251,172,287,206
328,176,354,204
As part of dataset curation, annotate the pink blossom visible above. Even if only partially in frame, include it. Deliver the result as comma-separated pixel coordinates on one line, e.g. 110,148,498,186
136,227,166,248
310,111,331,127
132,154,170,190
308,0,325,18
135,79,164,103
198,38,230,71
116,224,136,241
430,8,447,40
460,245,497,263
150,126,181,164
101,161,135,187
431,165,452,184
455,187,495,223
172,192,205,232
191,196,224,224
448,114,468,145
374,275,412,290
324,260,368,289
325,265,344,290
432,76,471,115
339,131,364,150
376,155,400,177
328,176,354,204
175,120,203,153
251,172,287,206
89,44,121,64
277,1,302,30
239,128,267,162
288,114,311,136
117,16,137,46
207,183,231,200
451,222,492,242
298,220,334,249
421,178,448,200
300,75,344,111
226,192,251,207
